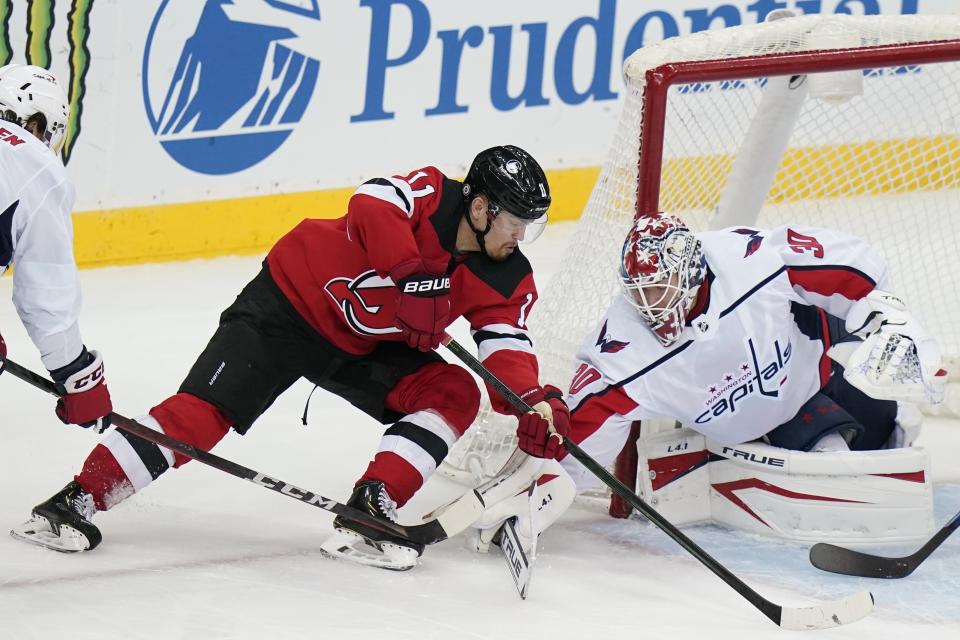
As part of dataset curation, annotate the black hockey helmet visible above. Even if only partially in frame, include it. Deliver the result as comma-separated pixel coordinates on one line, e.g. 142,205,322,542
462,145,551,220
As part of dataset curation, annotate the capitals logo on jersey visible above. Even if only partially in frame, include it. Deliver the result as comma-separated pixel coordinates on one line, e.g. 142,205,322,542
143,0,322,175
695,336,792,424
595,320,629,354
731,228,764,257
324,271,401,337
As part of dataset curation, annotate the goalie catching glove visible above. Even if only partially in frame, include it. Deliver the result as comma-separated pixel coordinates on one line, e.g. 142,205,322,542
516,384,570,459
832,290,947,404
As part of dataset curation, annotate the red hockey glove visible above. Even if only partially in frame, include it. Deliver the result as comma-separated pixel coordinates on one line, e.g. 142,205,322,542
393,266,451,352
50,347,112,433
516,385,570,459
0,331,6,375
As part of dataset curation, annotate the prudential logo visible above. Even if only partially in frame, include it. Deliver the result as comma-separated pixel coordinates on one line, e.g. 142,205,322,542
142,0,321,175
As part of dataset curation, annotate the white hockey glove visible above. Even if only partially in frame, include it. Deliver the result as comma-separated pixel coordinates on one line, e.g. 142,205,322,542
831,290,947,404
466,458,576,554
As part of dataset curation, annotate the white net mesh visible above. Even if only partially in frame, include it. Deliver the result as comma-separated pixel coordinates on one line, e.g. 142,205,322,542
440,14,960,488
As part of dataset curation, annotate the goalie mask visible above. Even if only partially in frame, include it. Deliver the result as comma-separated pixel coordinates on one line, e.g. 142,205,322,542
619,213,706,346
0,64,69,152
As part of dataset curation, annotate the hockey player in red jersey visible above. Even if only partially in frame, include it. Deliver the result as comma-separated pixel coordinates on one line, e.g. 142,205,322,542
11,145,570,567
0,65,112,437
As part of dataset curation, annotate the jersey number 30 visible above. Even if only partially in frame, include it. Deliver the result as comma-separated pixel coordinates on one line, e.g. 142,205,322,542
787,228,824,258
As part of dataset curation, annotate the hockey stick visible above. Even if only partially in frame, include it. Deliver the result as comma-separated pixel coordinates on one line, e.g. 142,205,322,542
442,335,874,630
1,358,483,546
496,517,533,599
809,509,960,578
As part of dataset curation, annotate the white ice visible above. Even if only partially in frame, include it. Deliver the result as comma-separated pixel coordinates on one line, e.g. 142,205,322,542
0,223,957,639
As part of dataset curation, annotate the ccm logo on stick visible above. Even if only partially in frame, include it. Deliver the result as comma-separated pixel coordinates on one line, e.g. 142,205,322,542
251,473,338,508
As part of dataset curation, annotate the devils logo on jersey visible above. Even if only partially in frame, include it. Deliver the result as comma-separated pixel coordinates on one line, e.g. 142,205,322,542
324,270,401,336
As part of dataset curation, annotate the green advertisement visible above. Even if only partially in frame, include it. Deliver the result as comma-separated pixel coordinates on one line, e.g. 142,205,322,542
1,0,95,163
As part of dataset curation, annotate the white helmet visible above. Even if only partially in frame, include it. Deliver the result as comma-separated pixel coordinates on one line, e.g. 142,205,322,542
619,213,706,346
0,64,69,152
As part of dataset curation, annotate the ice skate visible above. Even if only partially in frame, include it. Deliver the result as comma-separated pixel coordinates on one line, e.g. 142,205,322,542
321,480,423,571
10,481,102,553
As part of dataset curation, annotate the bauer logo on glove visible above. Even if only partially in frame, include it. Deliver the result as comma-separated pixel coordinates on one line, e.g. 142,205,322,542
401,276,451,296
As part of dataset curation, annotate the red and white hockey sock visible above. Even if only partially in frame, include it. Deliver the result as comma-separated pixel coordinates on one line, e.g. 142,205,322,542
359,410,458,507
76,393,232,510
76,414,175,511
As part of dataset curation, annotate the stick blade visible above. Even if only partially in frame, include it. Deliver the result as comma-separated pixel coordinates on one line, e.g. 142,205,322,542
809,542,914,578
497,518,533,600
433,489,486,537
404,489,485,545
778,591,874,631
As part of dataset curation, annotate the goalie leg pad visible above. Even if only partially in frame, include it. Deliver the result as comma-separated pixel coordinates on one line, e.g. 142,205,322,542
636,428,711,526
707,439,935,545
467,459,575,554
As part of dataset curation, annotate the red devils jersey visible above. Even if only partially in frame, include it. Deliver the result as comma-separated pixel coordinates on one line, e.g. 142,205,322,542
267,166,541,415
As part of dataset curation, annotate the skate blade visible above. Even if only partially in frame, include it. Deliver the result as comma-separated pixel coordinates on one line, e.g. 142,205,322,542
9,516,91,553
320,530,418,571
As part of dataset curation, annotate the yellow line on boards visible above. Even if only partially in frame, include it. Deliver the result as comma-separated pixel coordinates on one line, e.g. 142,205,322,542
70,166,601,269
66,134,960,270
660,135,960,211
72,186,355,269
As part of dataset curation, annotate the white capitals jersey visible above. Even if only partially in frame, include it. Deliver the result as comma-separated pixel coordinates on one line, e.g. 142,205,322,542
561,225,889,489
0,120,82,370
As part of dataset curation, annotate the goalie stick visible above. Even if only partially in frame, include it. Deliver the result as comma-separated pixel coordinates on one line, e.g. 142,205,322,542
809,509,960,578
442,335,874,630
1,358,483,547
496,516,533,599
488,475,538,600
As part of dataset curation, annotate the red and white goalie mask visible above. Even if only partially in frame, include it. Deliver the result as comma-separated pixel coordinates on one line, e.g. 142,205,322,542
619,213,706,346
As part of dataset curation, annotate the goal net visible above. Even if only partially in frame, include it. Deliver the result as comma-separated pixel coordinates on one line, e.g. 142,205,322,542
439,13,960,507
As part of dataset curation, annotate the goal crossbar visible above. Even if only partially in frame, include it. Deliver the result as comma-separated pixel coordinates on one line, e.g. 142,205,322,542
638,39,960,215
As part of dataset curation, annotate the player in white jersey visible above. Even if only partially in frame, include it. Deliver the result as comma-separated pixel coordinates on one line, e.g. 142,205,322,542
467,212,946,550
0,64,112,434
557,212,945,492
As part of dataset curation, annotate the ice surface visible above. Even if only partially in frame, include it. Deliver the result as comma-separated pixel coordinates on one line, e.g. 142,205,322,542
0,223,957,638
